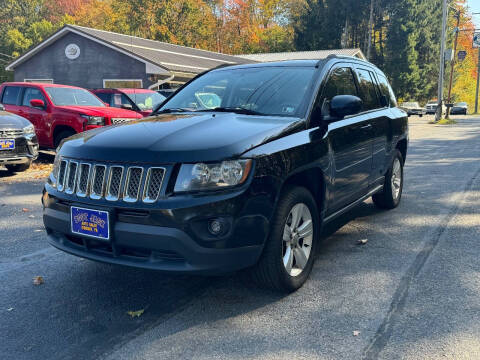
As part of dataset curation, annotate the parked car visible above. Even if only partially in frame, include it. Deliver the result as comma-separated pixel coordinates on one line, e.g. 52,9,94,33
91,88,166,117
0,104,38,172
399,102,425,117
425,100,446,115
450,102,468,115
0,83,142,149
43,57,408,292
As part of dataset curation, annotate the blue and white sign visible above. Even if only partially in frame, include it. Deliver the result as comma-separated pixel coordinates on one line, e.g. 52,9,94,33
0,139,14,150
474,32,480,49
71,206,109,240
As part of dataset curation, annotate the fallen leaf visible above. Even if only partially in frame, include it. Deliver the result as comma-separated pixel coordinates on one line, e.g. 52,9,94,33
22,208,30,212
33,276,44,285
7,307,14,312
357,239,368,245
127,309,144,318
353,330,360,336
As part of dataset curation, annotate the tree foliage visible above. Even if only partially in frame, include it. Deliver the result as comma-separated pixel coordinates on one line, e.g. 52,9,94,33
0,0,477,107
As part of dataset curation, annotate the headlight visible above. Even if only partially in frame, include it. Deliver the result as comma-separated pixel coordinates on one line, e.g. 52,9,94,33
81,115,105,126
174,159,252,192
22,124,35,135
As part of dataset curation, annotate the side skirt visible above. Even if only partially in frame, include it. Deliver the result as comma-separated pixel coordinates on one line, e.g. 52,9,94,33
323,184,384,224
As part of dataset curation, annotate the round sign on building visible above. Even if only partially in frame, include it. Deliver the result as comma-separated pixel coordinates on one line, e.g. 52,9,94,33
65,44,80,60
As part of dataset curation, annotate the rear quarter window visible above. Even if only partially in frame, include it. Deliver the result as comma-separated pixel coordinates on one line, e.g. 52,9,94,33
376,73,397,107
1,86,22,105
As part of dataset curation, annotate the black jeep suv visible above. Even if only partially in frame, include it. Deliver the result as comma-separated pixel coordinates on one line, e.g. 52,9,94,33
0,104,39,172
43,57,408,292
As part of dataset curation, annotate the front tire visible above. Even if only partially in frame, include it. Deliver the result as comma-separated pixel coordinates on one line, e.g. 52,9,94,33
6,160,31,173
54,129,76,149
251,186,320,292
372,150,404,209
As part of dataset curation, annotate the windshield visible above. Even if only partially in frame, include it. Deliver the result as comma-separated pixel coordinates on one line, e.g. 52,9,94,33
158,66,316,117
45,87,105,106
127,92,166,110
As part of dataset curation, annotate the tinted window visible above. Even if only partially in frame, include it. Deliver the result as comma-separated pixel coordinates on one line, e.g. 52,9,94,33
356,69,380,110
2,86,21,105
377,73,397,107
161,67,316,117
323,67,358,101
45,87,105,106
95,92,111,104
127,92,165,110
22,87,46,107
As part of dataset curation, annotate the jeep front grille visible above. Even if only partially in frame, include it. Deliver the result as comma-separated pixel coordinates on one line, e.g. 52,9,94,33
54,159,165,203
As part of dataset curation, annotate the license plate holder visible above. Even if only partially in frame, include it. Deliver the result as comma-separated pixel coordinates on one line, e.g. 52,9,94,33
0,139,15,150
71,206,110,240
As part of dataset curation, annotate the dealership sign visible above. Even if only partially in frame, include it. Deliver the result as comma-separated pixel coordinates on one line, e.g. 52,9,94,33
65,44,80,59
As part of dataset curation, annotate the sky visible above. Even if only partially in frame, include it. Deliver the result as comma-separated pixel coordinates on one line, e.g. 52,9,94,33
468,0,480,27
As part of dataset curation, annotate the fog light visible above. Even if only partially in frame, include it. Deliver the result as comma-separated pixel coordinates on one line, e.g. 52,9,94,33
208,219,223,235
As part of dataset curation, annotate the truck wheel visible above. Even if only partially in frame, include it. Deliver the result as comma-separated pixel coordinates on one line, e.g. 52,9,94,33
54,129,76,149
251,186,320,292
372,150,404,209
6,160,31,173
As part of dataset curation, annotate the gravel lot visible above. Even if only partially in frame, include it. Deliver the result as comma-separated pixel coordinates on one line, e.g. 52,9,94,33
1,115,480,360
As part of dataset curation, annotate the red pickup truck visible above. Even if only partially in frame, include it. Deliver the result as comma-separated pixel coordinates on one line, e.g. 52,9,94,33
0,83,142,149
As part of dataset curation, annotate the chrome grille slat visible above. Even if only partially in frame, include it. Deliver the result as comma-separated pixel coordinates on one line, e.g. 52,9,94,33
57,160,68,191
143,167,166,203
90,165,107,199
0,129,23,138
106,166,124,201
55,159,165,203
65,161,78,194
76,163,91,197
123,167,143,203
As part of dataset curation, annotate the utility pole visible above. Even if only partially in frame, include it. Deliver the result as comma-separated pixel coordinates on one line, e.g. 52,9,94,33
367,0,374,60
475,49,480,113
435,0,448,122
445,10,461,119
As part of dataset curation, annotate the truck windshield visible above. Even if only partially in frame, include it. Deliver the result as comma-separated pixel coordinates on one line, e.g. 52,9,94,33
158,66,316,117
45,87,105,107
127,92,166,110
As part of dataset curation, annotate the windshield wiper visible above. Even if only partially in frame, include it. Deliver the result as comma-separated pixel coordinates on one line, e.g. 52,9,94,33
197,107,265,116
153,107,192,114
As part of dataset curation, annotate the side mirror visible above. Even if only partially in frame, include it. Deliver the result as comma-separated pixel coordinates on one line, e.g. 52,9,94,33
121,104,133,110
103,102,110,107
330,95,363,119
30,99,45,109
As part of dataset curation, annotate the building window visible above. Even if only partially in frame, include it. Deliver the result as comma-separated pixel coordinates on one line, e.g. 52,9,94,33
24,79,54,83
103,79,143,89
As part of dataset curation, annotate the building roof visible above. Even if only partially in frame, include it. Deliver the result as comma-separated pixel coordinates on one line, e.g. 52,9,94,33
5,24,252,75
237,48,366,62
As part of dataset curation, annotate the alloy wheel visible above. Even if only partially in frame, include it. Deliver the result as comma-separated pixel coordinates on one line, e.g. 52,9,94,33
282,203,313,277
391,158,402,200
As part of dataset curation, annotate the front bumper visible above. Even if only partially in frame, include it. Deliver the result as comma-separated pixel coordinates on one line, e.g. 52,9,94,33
0,135,39,165
42,185,271,274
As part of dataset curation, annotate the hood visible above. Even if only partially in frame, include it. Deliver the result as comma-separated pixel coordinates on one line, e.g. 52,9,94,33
59,112,303,163
0,110,32,129
56,106,142,118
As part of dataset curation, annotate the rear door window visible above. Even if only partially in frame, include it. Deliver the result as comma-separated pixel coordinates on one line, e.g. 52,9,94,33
356,68,380,111
95,92,111,105
22,87,46,107
1,86,22,105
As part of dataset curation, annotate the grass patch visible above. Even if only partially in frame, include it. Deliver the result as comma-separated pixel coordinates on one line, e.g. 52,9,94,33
428,118,458,125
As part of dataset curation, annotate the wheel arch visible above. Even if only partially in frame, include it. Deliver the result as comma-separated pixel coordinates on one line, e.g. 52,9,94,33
396,138,407,163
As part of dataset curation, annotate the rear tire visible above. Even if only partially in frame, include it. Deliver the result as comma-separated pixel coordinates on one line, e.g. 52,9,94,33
6,160,31,173
251,186,320,293
372,150,404,209
54,129,76,149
